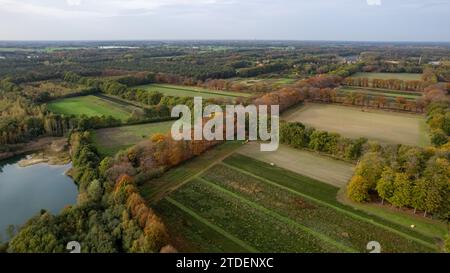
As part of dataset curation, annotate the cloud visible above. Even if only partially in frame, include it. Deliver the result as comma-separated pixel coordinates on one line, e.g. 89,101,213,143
366,0,381,6
0,0,99,18
0,0,227,18
67,0,82,7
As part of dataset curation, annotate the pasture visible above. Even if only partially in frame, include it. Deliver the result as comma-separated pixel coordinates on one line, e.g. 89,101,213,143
138,84,252,99
337,87,422,100
92,121,175,156
238,143,354,187
282,104,430,147
150,152,439,253
351,72,422,81
47,95,141,121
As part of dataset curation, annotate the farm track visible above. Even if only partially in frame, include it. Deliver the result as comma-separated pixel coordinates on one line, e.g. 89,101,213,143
220,162,437,250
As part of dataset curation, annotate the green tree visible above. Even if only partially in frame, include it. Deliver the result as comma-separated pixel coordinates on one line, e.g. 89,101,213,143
390,173,413,208
87,179,104,203
444,235,450,253
354,152,385,189
376,167,396,204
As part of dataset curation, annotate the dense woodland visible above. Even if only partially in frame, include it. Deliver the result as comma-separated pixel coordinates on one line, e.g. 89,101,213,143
1,41,449,252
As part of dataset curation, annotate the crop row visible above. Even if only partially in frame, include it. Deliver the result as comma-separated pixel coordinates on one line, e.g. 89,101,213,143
223,154,437,245
169,179,343,253
202,164,434,252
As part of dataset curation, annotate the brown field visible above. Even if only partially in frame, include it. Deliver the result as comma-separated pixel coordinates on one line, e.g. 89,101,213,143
282,104,430,147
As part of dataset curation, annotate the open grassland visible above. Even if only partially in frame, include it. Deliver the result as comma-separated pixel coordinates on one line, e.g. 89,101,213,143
282,104,430,147
337,86,422,100
352,72,422,81
138,84,252,99
47,95,140,121
92,121,174,156
152,153,439,253
238,143,354,187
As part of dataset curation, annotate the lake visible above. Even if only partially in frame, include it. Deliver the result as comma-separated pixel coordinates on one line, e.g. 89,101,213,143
0,156,78,241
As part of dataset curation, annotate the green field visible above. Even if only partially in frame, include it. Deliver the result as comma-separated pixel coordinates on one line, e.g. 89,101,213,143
229,77,297,88
238,143,354,187
151,153,439,253
338,87,422,100
92,121,175,156
138,84,252,99
282,104,430,147
352,72,422,81
47,95,141,121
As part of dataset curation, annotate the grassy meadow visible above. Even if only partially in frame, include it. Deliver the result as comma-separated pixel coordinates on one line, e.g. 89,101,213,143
47,95,141,121
138,84,252,99
92,121,175,156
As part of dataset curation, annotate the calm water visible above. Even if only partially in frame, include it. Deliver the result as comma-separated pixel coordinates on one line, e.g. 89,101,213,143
0,156,78,241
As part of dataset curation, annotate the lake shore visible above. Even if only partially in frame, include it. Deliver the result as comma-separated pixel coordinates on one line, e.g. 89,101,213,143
0,137,66,162
16,138,71,167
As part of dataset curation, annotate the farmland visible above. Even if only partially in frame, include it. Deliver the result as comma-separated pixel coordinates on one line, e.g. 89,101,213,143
238,143,354,187
351,72,422,81
282,104,430,147
337,86,422,100
47,95,142,121
138,84,252,99
151,152,439,253
92,121,175,156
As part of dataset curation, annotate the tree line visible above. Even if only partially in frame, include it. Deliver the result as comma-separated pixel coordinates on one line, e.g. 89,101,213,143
343,77,431,92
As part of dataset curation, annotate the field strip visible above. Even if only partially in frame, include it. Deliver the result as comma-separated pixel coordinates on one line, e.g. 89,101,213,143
198,177,357,253
151,84,243,98
165,197,259,253
221,162,437,250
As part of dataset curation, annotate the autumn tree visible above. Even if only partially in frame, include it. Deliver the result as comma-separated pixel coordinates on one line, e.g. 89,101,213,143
347,175,372,202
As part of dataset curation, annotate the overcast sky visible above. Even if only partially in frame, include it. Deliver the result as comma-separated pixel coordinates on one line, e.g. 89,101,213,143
0,0,449,41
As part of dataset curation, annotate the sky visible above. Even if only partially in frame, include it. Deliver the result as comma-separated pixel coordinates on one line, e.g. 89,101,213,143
0,0,449,41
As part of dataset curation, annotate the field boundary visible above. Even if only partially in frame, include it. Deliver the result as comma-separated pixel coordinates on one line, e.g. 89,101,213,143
165,197,259,253
221,162,437,250
198,177,356,253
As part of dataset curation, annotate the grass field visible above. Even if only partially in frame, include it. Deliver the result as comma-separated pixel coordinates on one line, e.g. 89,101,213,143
282,104,430,147
352,72,422,81
338,87,422,100
47,95,141,121
238,143,354,187
150,153,440,253
92,121,175,156
138,84,252,99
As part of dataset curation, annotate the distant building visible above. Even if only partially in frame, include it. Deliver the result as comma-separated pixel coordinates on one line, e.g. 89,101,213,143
342,55,359,64
428,61,441,66
385,60,400,65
